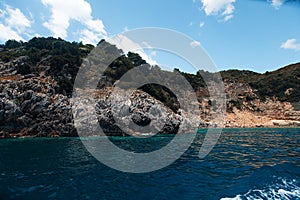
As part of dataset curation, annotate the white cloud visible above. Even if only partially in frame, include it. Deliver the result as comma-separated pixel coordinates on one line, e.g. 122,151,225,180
200,21,205,27
41,0,106,44
5,5,31,33
224,14,233,22
141,41,153,49
108,35,158,66
201,0,236,21
190,40,201,47
79,29,102,45
222,3,234,15
124,26,129,32
0,24,24,41
151,51,157,56
271,0,284,9
281,39,300,51
0,4,32,42
0,9,4,18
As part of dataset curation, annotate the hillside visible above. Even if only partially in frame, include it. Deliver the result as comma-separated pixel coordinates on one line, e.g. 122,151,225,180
220,63,300,102
0,37,299,138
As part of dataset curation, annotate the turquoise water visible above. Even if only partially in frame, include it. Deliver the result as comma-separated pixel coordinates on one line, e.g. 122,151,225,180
0,128,299,199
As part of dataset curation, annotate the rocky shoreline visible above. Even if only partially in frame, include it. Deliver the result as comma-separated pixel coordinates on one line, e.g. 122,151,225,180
0,70,299,139
0,63,190,138
1,62,300,138
0,38,299,138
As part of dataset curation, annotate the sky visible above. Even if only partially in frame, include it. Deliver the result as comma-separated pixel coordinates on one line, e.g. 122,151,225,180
0,0,300,73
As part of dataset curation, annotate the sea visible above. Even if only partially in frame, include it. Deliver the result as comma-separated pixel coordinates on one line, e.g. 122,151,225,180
0,128,299,200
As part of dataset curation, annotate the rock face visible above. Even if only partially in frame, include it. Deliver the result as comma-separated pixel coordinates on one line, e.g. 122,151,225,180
0,74,76,137
0,77,187,138
0,57,193,138
271,120,300,127
222,81,300,128
72,88,188,137
0,57,73,137
1,52,300,138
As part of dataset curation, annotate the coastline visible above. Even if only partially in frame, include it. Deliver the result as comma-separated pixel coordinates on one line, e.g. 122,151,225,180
1,126,299,139
0,39,299,139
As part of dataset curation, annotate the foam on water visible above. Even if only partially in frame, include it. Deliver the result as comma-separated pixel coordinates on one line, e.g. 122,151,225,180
221,179,300,200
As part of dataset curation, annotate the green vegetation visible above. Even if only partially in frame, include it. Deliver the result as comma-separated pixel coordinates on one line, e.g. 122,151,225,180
102,51,180,112
0,37,94,96
220,70,259,82
251,64,300,102
1,37,299,105
220,64,300,102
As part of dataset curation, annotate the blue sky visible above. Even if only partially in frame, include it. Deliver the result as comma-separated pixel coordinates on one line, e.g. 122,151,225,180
0,0,300,73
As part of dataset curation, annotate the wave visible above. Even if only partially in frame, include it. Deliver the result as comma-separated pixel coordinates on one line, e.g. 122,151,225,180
221,178,300,200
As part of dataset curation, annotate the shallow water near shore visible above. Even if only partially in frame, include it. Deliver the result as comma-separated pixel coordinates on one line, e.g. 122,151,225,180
0,128,299,199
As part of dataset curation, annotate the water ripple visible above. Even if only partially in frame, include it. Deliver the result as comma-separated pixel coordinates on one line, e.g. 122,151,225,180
0,128,299,199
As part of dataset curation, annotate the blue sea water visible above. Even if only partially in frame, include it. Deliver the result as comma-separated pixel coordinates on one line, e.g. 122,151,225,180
0,128,299,200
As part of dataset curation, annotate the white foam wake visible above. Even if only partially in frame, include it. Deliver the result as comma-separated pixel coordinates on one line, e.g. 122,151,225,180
220,179,300,200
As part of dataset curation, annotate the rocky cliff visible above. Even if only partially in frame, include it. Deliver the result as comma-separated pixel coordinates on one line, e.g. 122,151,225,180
0,37,299,138
0,55,188,137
